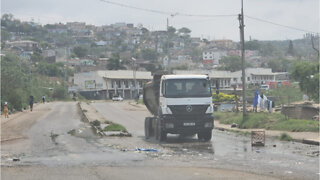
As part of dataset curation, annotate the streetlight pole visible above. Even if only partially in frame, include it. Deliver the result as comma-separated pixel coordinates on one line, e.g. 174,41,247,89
239,0,246,117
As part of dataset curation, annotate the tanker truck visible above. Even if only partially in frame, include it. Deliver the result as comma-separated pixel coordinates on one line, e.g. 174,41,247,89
143,72,214,142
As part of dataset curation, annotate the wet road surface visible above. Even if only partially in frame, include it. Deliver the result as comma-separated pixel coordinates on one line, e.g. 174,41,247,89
92,101,320,180
1,101,319,179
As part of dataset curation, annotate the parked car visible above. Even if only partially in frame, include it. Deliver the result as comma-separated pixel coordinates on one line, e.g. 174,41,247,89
260,84,270,90
112,95,123,101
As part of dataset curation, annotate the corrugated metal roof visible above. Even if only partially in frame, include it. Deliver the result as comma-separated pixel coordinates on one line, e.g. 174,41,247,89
97,70,152,79
163,74,208,80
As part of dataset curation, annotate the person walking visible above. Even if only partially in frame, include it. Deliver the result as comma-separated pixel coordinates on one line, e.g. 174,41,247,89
29,96,34,112
3,102,9,118
42,96,45,103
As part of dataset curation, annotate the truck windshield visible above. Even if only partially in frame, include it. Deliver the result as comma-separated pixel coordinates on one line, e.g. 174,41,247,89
164,79,211,98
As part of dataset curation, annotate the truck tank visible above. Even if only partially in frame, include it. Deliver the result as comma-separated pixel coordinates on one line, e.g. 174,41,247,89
143,71,167,116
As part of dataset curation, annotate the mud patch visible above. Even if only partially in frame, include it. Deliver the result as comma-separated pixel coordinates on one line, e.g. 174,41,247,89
50,132,59,145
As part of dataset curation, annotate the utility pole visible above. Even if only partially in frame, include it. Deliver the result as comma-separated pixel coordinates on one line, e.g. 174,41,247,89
239,0,246,117
166,17,171,73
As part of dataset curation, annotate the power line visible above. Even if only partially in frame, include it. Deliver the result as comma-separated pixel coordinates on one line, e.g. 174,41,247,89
100,0,317,34
245,15,318,34
99,0,237,18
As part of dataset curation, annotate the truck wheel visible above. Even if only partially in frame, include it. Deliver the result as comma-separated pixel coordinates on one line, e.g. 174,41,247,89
155,118,166,142
198,131,212,141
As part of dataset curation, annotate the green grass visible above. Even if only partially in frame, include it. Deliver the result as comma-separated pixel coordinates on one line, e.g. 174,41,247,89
215,112,319,132
103,123,127,132
136,99,144,104
279,133,293,141
229,129,251,136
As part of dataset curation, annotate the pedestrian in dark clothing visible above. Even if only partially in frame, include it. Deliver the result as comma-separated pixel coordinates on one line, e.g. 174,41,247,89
29,96,34,111
42,96,45,103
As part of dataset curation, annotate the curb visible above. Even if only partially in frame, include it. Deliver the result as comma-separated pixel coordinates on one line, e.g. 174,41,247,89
77,102,104,137
214,127,320,146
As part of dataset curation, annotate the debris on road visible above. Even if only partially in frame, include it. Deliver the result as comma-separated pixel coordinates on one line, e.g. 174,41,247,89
251,130,265,146
135,148,160,152
12,158,20,162
50,131,59,145
231,123,237,128
67,129,76,136
104,131,132,137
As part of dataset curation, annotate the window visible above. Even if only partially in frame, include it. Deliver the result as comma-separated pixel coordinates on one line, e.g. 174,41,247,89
164,79,211,98
124,80,129,88
247,77,250,81
111,80,114,88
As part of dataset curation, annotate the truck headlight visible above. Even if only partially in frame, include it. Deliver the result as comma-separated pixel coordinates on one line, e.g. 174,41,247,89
162,106,172,114
205,105,213,114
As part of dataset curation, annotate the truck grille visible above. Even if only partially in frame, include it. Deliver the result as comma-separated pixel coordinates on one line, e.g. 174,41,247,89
168,105,209,116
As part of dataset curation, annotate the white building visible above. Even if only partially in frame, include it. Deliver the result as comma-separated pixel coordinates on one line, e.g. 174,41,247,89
73,70,152,99
174,68,289,90
202,49,227,65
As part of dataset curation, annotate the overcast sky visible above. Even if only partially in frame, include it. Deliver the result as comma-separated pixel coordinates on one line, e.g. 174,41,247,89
1,0,319,41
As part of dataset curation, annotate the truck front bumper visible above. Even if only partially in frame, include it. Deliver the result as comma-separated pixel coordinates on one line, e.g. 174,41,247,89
160,114,214,134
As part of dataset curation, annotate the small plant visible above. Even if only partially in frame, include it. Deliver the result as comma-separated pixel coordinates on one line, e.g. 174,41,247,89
67,129,76,136
90,120,101,127
82,109,87,113
280,133,293,141
103,123,127,132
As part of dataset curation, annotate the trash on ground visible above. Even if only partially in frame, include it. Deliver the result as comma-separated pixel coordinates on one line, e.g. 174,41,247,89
104,131,132,137
12,158,20,162
67,129,76,136
135,147,160,152
231,123,237,128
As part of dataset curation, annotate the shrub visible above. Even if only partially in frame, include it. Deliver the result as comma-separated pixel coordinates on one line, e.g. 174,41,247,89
280,133,293,141
103,123,127,132
52,86,67,100
212,92,235,102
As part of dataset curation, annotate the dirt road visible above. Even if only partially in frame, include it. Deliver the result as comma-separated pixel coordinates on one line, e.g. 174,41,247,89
1,101,319,180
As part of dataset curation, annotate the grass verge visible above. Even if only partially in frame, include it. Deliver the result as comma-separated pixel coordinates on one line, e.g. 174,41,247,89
279,133,293,141
103,123,127,133
215,112,319,132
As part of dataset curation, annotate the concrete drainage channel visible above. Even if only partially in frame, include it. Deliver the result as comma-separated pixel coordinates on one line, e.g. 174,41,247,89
77,102,131,137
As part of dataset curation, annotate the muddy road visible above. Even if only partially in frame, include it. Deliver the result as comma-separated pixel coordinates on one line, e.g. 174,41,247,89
92,101,320,180
1,101,319,180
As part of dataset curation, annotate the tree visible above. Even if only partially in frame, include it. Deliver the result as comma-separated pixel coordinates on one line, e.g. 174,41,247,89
141,48,157,61
107,53,126,70
287,40,295,56
291,61,319,101
141,27,149,35
245,40,260,50
1,30,11,41
167,26,176,35
178,27,191,36
218,56,251,72
73,46,88,58
191,48,202,62
144,63,156,72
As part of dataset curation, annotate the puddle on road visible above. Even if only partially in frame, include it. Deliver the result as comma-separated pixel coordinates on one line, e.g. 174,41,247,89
154,129,319,161
67,124,99,139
